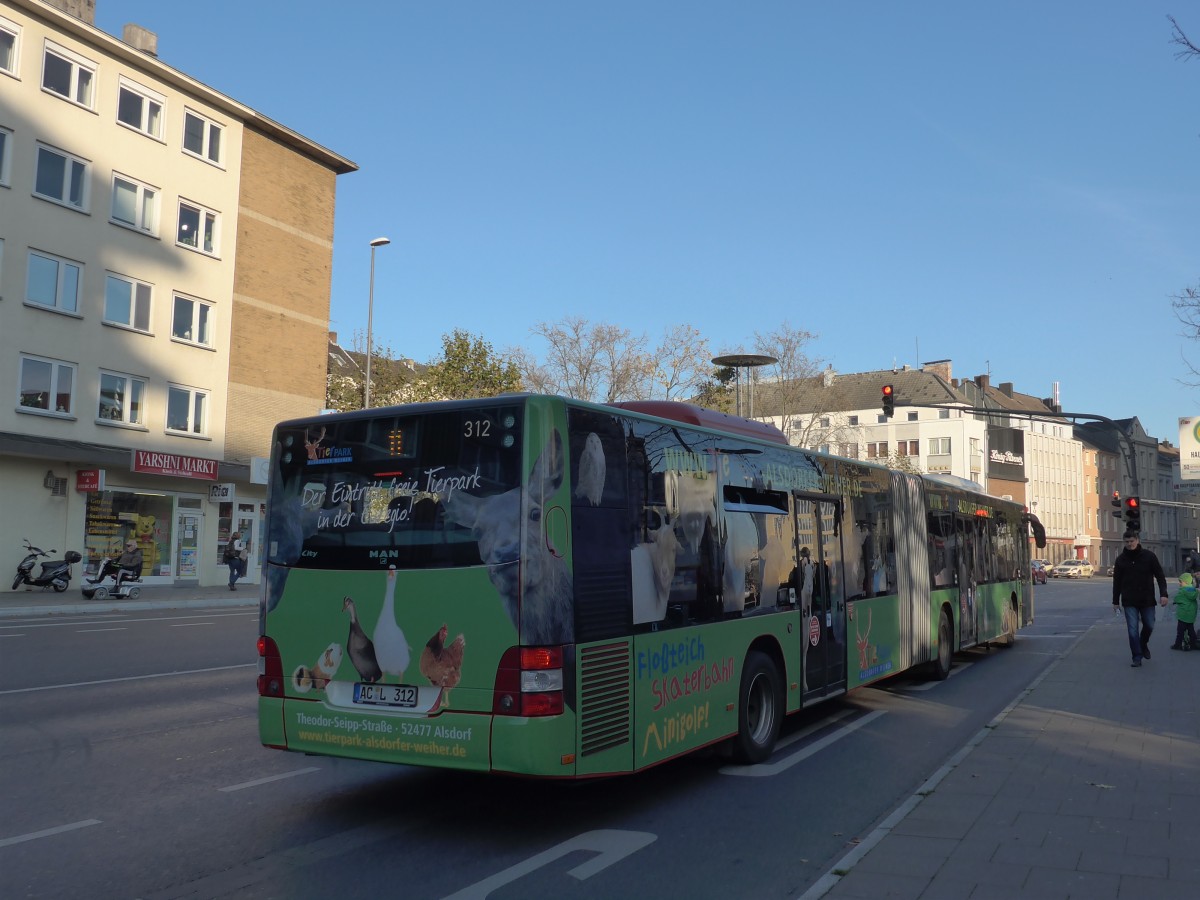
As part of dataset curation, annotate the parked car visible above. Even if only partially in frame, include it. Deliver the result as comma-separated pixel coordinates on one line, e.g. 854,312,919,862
1031,561,1048,584
1031,559,1052,572
1051,560,1094,578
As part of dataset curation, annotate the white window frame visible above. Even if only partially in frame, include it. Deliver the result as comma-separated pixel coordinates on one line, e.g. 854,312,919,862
116,77,165,139
182,109,224,166
41,40,95,109
171,293,214,347
929,437,952,455
110,172,158,234
166,384,209,436
176,199,219,255
866,441,889,459
0,15,21,79
34,142,89,211
103,272,153,333
97,370,147,426
26,249,81,314
0,125,11,187
18,354,76,417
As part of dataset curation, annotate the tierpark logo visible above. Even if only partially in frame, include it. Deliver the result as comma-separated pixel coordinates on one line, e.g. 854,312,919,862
1194,418,1200,444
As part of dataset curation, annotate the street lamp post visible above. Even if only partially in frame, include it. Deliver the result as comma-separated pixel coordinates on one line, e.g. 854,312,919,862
364,236,391,408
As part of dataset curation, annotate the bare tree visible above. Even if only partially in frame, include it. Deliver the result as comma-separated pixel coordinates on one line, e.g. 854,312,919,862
1173,283,1200,383
750,322,825,439
518,316,654,402
1169,15,1200,60
648,324,712,400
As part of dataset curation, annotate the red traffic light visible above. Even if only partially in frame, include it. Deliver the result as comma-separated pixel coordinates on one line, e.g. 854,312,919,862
881,384,895,417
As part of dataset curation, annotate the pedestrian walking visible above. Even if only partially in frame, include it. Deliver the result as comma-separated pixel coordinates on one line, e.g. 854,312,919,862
225,531,245,590
1170,572,1198,651
1112,529,1169,667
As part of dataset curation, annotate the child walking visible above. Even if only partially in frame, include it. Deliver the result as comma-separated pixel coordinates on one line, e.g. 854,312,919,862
1170,572,1198,650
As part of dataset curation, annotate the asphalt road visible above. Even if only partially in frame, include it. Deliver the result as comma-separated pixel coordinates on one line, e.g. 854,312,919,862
0,580,1111,899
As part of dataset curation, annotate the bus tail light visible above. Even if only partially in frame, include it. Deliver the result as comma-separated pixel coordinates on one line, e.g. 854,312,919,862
257,634,285,697
493,646,564,717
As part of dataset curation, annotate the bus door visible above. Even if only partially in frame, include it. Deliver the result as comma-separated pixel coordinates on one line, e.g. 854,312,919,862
794,493,847,703
956,516,977,646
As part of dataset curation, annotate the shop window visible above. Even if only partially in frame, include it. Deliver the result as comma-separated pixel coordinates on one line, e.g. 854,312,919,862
83,491,174,578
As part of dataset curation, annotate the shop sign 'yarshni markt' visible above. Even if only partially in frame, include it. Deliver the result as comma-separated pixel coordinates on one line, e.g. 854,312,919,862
130,450,219,481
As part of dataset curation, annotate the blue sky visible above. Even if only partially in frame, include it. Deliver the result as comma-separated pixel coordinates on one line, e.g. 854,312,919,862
97,2,1199,444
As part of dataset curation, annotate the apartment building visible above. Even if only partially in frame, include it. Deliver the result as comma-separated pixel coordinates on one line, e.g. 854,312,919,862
0,0,356,589
755,361,991,485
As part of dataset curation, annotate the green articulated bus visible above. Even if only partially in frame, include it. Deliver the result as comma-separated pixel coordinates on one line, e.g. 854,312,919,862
257,394,1045,778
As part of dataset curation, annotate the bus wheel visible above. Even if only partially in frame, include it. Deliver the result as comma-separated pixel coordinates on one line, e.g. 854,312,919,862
999,600,1018,648
932,610,953,680
733,651,782,764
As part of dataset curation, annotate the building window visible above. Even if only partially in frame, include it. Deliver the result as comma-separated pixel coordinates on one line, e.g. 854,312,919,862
819,417,831,428
866,442,889,459
42,41,95,108
176,200,218,254
104,273,152,332
0,125,11,187
896,440,919,456
877,414,888,424
842,442,859,458
938,409,950,419
111,173,158,233
0,16,19,77
171,294,213,346
929,437,951,454
848,415,859,426
26,250,81,313
167,384,208,435
18,354,75,415
34,144,88,210
907,411,918,422
98,371,146,425
116,78,164,138
182,110,223,165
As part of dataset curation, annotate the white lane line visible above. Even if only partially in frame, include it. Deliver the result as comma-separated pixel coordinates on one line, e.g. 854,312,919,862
905,660,973,691
0,634,24,638
0,819,102,849
218,767,321,792
0,611,257,631
170,622,215,627
76,628,128,633
721,710,886,777
0,663,254,695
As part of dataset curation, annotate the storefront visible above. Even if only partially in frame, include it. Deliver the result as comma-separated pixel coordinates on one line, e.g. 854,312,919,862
2,438,264,593
76,452,263,587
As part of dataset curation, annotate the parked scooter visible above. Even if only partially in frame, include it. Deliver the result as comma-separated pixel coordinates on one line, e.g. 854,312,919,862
81,556,143,600
11,539,82,592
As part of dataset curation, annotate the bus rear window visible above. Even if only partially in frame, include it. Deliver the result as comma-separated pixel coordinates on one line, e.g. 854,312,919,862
269,405,522,569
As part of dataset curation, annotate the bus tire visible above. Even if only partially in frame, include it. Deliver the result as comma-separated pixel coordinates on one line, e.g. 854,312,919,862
999,599,1018,648
932,609,953,680
733,650,782,764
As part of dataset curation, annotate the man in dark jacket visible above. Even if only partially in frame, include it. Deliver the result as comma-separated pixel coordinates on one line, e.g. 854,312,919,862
1112,530,1169,667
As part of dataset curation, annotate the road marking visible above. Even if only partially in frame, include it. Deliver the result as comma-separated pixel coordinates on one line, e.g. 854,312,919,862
0,663,254,695
442,829,657,899
721,710,886,777
0,819,101,849
219,767,321,792
75,627,128,633
905,660,973,691
0,611,257,631
170,622,215,627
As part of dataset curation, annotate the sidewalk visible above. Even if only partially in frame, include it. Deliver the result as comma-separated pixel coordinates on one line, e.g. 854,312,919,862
804,614,1200,900
0,581,257,617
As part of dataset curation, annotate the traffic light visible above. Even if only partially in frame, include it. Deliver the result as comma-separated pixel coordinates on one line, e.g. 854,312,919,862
881,384,895,418
1111,491,1123,519
1123,496,1141,531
